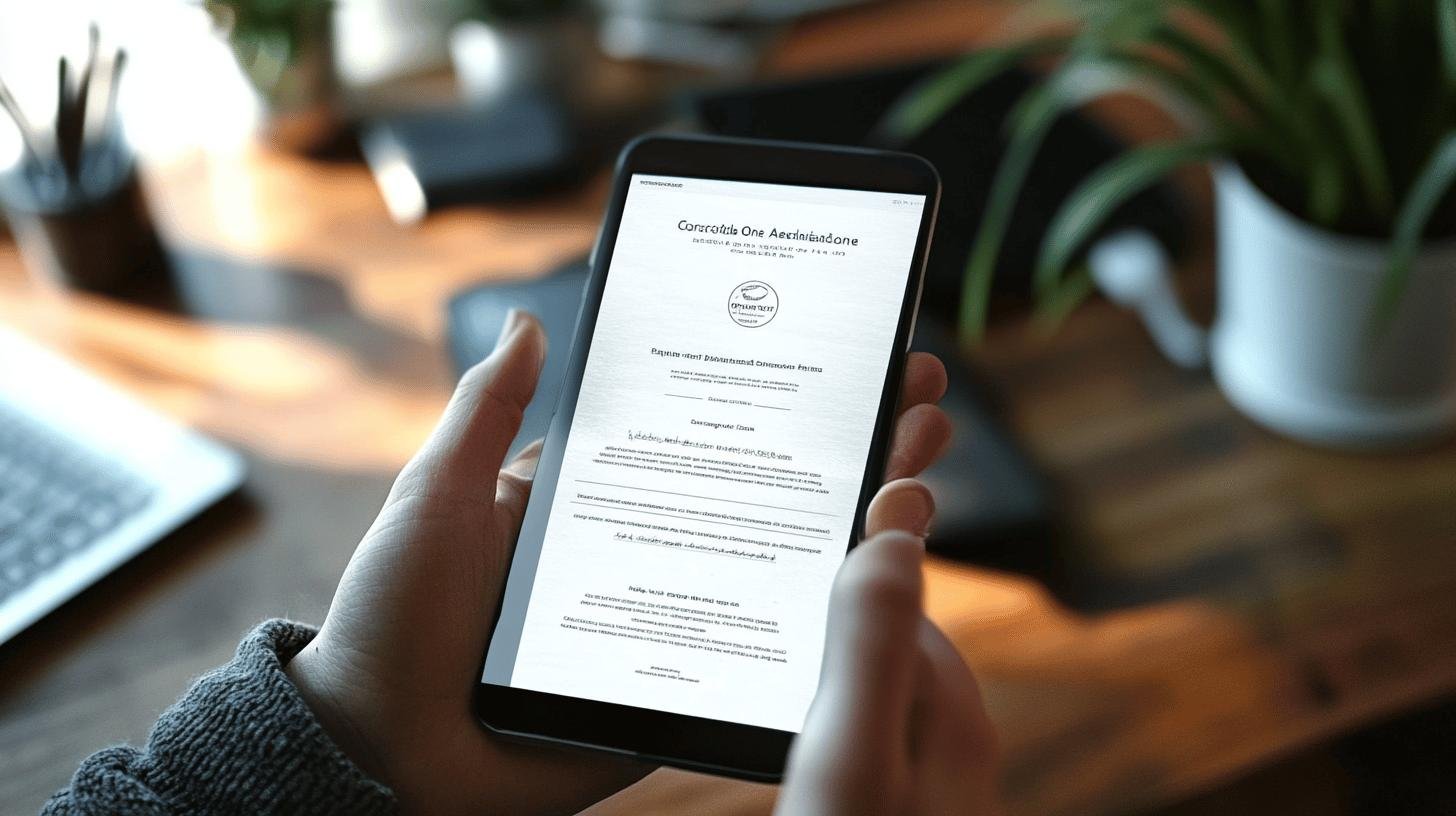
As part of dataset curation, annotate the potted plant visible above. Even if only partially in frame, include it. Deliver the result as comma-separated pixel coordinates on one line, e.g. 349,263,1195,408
206,0,342,153
885,0,1456,449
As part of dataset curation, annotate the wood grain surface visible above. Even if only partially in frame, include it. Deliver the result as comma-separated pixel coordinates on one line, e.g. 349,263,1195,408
2,2,1454,815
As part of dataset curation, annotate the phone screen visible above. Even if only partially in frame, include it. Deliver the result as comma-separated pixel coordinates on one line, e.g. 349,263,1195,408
483,173,928,733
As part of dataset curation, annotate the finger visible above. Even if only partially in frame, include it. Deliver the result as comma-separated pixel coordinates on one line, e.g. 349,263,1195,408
913,621,1001,812
503,438,543,480
884,403,952,482
391,310,545,508
865,478,934,539
495,438,544,539
898,352,948,417
917,622,996,762
811,531,926,748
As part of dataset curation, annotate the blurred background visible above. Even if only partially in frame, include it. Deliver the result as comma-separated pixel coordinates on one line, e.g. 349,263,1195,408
1,1,1454,814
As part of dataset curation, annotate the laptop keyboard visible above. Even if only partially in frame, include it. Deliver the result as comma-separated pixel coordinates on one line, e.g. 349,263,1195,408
0,402,154,603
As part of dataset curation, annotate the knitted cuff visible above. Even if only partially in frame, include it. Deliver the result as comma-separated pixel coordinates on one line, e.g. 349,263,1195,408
53,619,397,816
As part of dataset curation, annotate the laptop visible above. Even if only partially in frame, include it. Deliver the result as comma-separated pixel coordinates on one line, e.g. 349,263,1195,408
0,325,245,645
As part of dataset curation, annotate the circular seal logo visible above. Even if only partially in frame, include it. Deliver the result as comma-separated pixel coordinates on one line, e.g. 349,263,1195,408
727,280,778,328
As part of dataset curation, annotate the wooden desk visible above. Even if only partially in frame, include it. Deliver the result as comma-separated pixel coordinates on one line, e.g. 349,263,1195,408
3,3,1455,814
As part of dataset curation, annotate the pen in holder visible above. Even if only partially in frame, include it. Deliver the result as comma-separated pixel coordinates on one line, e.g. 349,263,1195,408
0,28,167,294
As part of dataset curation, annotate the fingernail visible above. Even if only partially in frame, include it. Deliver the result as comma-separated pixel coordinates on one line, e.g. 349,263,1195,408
498,308,524,346
910,496,933,540
884,480,934,539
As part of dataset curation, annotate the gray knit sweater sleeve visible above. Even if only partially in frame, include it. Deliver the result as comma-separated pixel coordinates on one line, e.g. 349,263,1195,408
43,620,397,816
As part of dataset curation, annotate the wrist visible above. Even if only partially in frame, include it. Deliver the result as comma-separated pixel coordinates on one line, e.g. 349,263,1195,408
285,638,398,792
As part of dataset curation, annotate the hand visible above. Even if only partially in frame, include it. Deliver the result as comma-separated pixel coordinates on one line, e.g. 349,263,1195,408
775,531,1001,816
284,310,954,815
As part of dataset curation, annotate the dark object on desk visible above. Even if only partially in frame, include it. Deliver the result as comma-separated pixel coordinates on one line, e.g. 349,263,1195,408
687,61,1191,323
445,258,1056,553
0,33,166,293
0,150,167,293
359,94,582,224
908,323,1058,564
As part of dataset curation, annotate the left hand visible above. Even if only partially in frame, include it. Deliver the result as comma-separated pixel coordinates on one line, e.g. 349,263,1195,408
285,310,952,815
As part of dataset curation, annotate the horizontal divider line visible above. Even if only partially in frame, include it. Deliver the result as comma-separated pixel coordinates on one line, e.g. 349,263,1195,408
575,479,833,517
569,500,833,541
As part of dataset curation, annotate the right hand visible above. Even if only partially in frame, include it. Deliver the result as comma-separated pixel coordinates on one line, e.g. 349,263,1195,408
776,498,1001,815
285,311,963,815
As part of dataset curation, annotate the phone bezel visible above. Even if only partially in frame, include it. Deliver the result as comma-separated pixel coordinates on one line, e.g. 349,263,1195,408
474,134,941,782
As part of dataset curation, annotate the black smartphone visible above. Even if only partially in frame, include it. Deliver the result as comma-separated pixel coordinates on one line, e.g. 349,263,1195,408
475,134,940,781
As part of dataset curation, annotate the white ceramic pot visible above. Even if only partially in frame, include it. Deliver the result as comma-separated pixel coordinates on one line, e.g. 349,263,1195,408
1210,163,1456,449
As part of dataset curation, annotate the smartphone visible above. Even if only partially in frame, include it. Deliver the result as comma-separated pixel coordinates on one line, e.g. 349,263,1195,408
476,134,940,780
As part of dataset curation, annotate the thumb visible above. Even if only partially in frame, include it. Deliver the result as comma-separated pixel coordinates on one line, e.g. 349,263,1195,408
810,530,926,751
781,531,925,813
389,309,546,509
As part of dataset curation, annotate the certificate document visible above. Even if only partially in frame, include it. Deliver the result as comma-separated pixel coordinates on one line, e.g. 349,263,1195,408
484,173,927,733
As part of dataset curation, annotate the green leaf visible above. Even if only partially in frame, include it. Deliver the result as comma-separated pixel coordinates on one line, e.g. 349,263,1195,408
1033,138,1228,297
1146,25,1302,172
875,37,1073,142
956,47,1222,339
956,73,1072,339
1311,1,1393,216
953,14,1260,339
1307,148,1346,227
1255,0,1298,90
1146,25,1261,109
1097,47,1221,125
1176,0,1282,106
1032,265,1095,334
1375,132,1456,328
1440,0,1456,85
1092,46,1274,159
1179,0,1259,56
1079,0,1167,46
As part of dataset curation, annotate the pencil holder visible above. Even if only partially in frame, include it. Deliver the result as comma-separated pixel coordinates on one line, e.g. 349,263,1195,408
0,145,168,293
